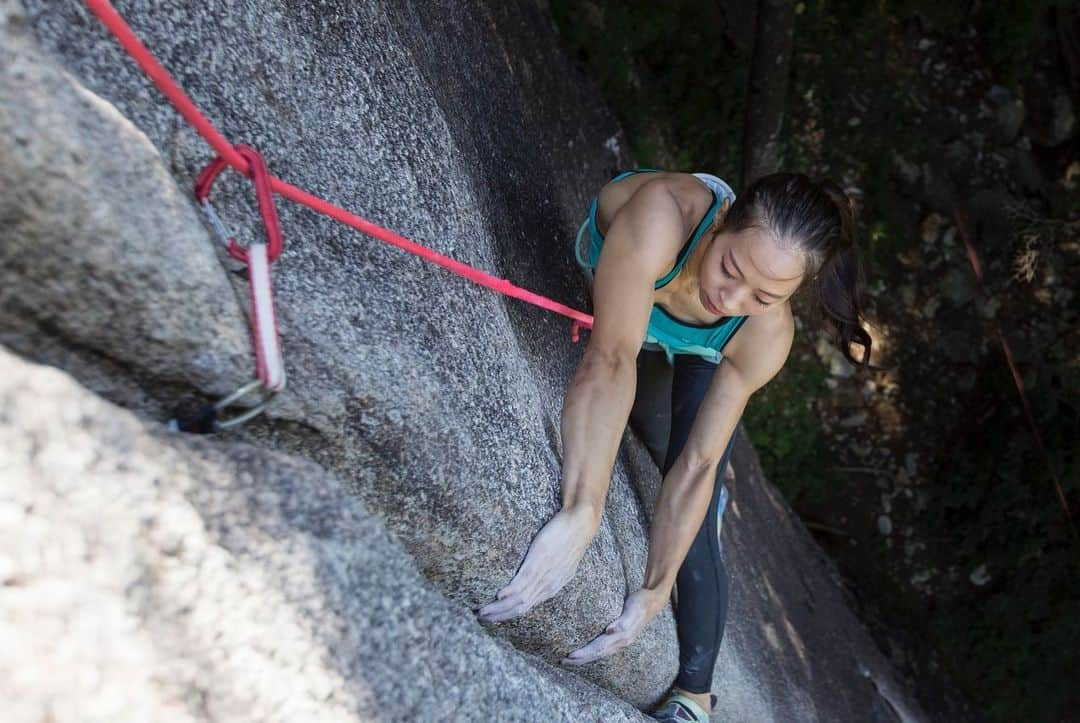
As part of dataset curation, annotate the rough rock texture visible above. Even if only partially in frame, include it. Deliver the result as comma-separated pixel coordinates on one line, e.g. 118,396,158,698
2,0,931,720
0,1,251,416
0,348,643,722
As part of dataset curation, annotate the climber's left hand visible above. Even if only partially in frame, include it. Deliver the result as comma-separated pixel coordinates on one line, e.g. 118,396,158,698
559,587,665,665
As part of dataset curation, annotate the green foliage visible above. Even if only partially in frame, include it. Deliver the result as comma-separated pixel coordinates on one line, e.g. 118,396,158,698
743,352,834,503
548,0,748,177
789,0,931,269
924,359,1080,721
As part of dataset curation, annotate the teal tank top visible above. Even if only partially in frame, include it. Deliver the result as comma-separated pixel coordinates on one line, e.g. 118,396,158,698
574,169,748,365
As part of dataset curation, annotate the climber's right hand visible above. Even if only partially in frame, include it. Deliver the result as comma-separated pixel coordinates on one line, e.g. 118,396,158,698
476,505,599,623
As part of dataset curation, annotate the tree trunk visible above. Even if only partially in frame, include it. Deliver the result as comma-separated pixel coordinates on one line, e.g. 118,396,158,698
740,0,796,188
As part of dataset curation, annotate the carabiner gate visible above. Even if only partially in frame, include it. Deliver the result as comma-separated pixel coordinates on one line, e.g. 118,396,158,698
168,379,279,434
211,379,280,430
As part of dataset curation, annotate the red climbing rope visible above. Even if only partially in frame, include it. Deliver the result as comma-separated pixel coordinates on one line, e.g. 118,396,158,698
82,0,594,339
953,209,1076,538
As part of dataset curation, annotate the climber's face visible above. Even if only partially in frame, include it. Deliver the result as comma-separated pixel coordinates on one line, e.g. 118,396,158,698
698,224,805,317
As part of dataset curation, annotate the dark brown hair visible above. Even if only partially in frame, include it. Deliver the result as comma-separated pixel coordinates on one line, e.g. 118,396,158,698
720,172,873,367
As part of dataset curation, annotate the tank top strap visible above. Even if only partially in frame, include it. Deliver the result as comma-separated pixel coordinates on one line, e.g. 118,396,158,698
653,186,726,290
610,167,663,183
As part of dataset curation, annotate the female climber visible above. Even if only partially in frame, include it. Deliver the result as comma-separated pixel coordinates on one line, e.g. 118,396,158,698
476,169,873,722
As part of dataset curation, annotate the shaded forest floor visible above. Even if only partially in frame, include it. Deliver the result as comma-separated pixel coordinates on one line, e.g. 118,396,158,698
549,2,1079,721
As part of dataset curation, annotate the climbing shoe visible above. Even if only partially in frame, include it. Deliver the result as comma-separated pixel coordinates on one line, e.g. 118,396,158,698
651,692,716,722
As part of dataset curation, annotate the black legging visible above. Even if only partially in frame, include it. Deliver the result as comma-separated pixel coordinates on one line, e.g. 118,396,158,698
628,348,736,694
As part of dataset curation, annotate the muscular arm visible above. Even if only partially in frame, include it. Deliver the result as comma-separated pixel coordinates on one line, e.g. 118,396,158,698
559,181,693,522
478,179,702,625
642,310,795,598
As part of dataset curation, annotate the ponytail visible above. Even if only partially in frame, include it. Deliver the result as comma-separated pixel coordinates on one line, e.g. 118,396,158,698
814,181,873,368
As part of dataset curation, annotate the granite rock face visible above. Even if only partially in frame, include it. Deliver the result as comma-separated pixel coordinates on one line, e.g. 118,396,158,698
3,1,930,720
0,0,252,415
0,347,644,722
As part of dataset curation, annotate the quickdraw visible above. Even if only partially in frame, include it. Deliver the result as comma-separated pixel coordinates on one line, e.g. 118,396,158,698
169,145,286,433
86,0,595,437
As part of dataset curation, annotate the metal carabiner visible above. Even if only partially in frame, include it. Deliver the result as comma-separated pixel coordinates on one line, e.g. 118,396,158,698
209,379,279,430
198,195,247,263
193,145,284,263
168,379,279,434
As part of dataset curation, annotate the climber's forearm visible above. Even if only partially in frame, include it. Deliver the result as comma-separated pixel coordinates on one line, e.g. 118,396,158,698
639,360,750,599
559,349,637,524
641,457,719,598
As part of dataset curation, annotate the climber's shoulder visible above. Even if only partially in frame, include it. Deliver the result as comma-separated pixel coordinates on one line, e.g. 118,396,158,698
721,303,795,396
594,171,713,242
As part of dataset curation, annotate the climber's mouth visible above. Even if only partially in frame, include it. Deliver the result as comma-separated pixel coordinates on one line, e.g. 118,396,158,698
702,290,724,316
